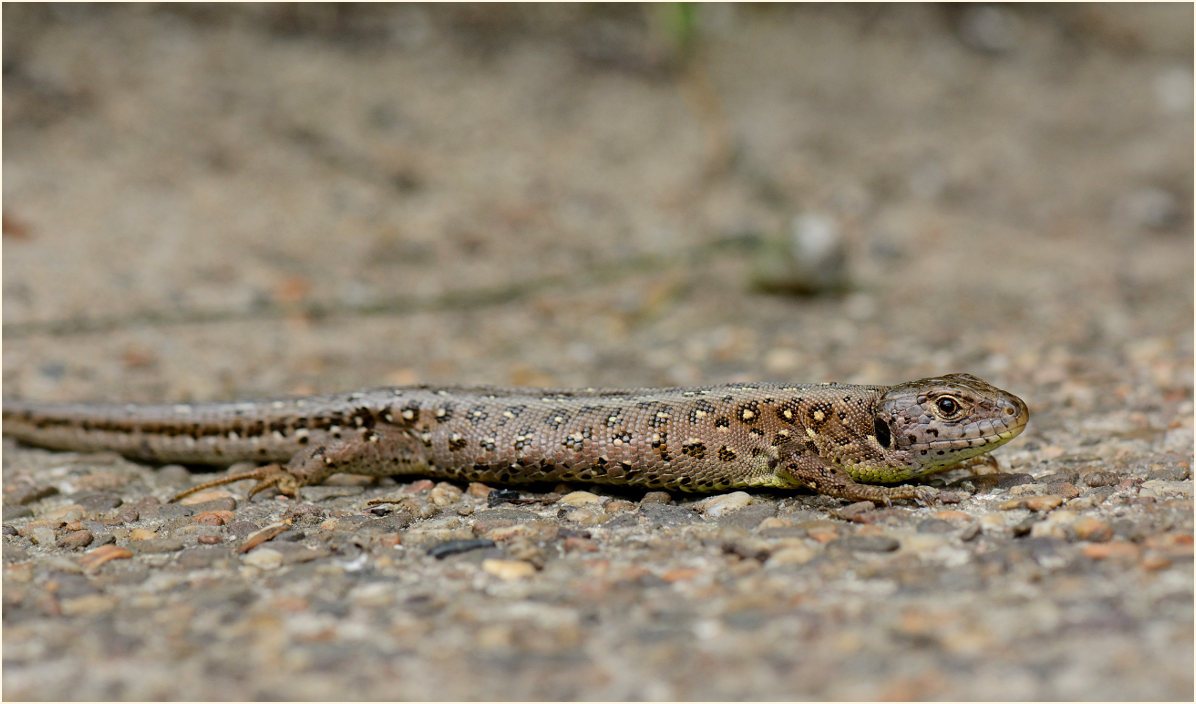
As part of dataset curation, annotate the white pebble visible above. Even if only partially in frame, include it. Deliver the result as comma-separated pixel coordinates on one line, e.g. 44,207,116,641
699,491,753,518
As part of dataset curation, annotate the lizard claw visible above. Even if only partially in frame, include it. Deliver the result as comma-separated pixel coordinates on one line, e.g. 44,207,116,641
911,485,940,507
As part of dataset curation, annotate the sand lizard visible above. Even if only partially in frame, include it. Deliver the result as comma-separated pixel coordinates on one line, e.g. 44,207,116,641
2,373,1028,505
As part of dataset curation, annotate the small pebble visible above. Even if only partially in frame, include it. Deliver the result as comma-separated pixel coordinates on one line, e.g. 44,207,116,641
127,527,156,541
563,536,599,553
132,538,184,554
59,594,116,616
1011,517,1037,537
1081,471,1119,487
756,517,793,531
235,523,289,553
699,492,753,518
834,501,877,522
1141,553,1173,571
428,538,496,559
195,511,235,526
74,493,123,512
403,479,435,494
56,530,93,550
1073,517,1113,542
999,495,1062,512
3,505,33,521
1046,482,1080,500
917,518,955,534
481,558,535,580
77,545,132,571
1081,541,1140,561
766,544,818,566
661,567,702,582
429,482,463,507
41,505,85,523
605,500,636,515
640,491,673,505
27,527,57,546
558,491,604,507
833,535,900,553
565,507,608,526
375,533,402,549
241,548,284,570
6,483,58,505
488,489,521,507
466,482,492,499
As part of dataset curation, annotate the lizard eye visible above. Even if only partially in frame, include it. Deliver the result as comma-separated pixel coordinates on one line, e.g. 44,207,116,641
935,396,960,417
873,417,892,448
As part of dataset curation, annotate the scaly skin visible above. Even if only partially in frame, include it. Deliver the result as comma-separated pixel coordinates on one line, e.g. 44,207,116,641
2,373,1029,504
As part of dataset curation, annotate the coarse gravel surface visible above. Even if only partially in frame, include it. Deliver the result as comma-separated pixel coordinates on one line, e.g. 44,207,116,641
3,5,1192,701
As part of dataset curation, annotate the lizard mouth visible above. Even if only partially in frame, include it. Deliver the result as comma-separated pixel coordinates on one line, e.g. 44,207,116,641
909,421,1028,465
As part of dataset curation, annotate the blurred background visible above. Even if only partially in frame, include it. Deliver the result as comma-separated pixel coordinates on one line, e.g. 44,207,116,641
3,4,1191,700
4,4,1189,401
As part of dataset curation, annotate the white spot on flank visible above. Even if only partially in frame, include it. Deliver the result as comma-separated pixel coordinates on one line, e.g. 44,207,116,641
435,409,447,418
271,401,286,410
806,428,818,439
228,431,240,440
695,410,707,419
383,413,394,423
172,404,194,414
401,409,416,421
502,411,515,419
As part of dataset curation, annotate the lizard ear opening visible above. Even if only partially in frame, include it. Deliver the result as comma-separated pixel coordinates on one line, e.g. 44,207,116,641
873,417,892,448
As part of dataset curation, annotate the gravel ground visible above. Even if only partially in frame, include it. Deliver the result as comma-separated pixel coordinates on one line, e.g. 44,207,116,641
3,5,1192,701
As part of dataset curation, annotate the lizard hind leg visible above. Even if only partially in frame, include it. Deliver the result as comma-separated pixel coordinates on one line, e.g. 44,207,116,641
169,444,342,503
169,464,294,503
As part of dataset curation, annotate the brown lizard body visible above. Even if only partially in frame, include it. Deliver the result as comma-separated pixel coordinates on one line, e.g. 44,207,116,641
2,373,1028,504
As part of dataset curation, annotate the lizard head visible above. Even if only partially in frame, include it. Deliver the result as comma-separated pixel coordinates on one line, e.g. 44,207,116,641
869,373,1029,478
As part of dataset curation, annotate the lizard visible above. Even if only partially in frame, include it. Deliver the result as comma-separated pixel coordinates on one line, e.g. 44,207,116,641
2,373,1028,505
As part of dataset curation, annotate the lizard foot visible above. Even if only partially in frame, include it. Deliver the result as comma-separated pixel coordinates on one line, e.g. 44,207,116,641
832,482,939,507
169,464,301,503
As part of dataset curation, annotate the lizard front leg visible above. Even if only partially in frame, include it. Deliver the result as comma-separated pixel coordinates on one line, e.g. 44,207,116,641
776,447,938,506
